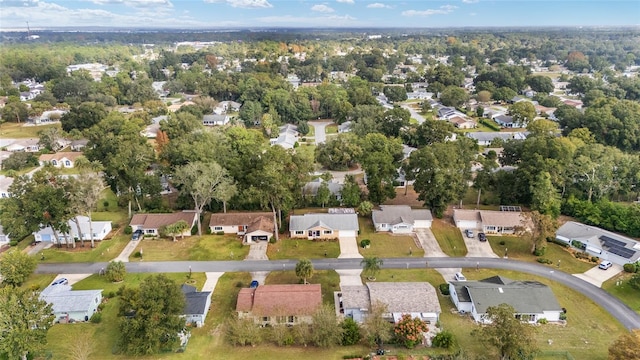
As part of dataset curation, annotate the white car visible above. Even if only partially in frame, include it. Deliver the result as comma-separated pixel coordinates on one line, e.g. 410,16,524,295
454,272,467,281
598,261,612,270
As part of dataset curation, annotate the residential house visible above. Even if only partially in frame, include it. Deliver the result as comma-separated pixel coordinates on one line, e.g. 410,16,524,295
338,121,352,133
289,211,359,239
447,116,477,129
167,100,195,112
449,276,563,324
5,138,41,152
494,114,520,128
181,284,212,327
465,132,518,146
372,205,433,233
70,139,89,152
33,216,112,244
208,212,275,244
214,101,241,114
555,221,640,266
453,209,530,234
0,224,10,245
19,91,37,102
202,114,230,126
302,178,343,202
236,284,322,326
129,211,197,238
337,282,441,324
34,109,67,124
561,99,583,109
141,115,166,138
270,124,299,149
40,284,103,323
39,152,84,168
0,176,13,198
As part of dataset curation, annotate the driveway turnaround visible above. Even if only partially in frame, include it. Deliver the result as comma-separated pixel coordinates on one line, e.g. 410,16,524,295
309,120,332,144
574,264,623,288
36,257,640,330
338,236,363,259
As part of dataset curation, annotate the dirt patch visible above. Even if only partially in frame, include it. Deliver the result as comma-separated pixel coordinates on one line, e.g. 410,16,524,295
383,187,424,207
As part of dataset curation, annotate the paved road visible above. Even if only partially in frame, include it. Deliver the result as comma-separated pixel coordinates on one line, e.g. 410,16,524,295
36,257,640,330
401,104,427,124
309,120,332,144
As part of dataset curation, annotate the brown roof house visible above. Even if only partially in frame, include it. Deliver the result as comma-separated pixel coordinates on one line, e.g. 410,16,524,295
236,284,322,326
129,211,197,238
453,209,531,234
209,212,275,244
39,152,84,168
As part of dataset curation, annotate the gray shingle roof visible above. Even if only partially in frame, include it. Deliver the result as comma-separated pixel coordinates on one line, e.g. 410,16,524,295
556,221,640,262
40,285,102,314
372,205,432,226
181,284,211,315
366,282,441,314
289,213,359,232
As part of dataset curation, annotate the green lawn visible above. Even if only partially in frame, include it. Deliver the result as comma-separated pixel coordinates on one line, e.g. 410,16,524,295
129,234,249,261
431,219,467,257
0,122,61,138
325,124,338,134
40,234,130,263
487,236,595,274
357,217,423,257
306,124,315,137
602,272,640,314
22,273,57,291
448,269,625,360
97,188,120,212
267,238,340,259
265,270,340,306
73,272,207,294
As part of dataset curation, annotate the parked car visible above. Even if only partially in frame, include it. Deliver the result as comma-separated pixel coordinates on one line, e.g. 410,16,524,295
51,277,68,286
478,232,487,242
599,260,612,270
464,229,474,238
131,229,143,241
454,272,467,281
250,280,259,288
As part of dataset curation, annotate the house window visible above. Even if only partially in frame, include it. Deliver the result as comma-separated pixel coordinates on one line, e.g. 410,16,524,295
214,226,223,231
323,230,332,235
146,229,155,234
295,231,304,235
65,160,71,167
51,160,57,166
262,316,269,322
288,316,295,323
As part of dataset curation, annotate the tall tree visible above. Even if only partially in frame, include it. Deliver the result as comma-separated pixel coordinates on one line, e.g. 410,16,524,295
361,300,393,347
117,275,186,355
529,171,561,218
173,161,235,236
340,175,362,208
310,305,343,348
67,172,105,248
609,329,640,360
295,258,314,284
0,287,55,360
508,101,536,126
38,126,65,152
472,303,537,360
358,133,403,205
0,250,37,287
60,102,107,132
361,257,383,281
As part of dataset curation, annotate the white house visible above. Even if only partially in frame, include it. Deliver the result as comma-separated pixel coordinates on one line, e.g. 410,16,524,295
449,276,563,324
555,221,640,266
0,224,10,245
40,284,103,323
33,216,112,244
372,205,433,233
181,284,212,327
270,124,299,149
38,152,84,168
129,211,197,238
453,209,531,234
0,176,13,198
289,211,359,239
202,114,230,126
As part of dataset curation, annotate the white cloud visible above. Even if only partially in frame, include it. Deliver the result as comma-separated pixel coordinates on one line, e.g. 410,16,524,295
311,4,334,13
336,0,354,3
204,0,272,8
257,14,356,26
367,3,390,9
462,0,479,3
402,5,458,17
88,0,173,7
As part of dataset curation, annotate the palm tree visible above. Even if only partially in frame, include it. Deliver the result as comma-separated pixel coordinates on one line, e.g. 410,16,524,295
295,258,314,284
361,257,383,281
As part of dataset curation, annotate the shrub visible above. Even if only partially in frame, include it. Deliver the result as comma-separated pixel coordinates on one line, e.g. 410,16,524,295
90,312,102,323
106,261,126,282
360,239,371,248
499,240,506,246
439,283,450,295
574,251,590,260
537,318,548,324
104,291,116,299
271,325,295,346
533,246,546,256
394,313,429,349
103,200,110,209
432,331,456,349
9,241,18,247
341,318,361,346
269,237,276,244
235,281,245,288
132,251,142,258
216,231,225,236
191,225,198,235
124,226,132,235
629,274,640,291
537,258,553,264
590,256,599,263
623,263,637,273
559,313,567,320
206,228,212,235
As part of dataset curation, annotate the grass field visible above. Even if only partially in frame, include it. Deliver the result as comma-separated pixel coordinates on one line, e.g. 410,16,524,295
431,219,467,257
325,124,338,134
40,234,130,263
267,237,340,259
487,236,596,274
129,234,249,261
265,270,340,306
356,217,423,257
602,272,640,314
0,122,61,138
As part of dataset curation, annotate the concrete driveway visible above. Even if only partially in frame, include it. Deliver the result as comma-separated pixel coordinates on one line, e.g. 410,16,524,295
573,264,623,288
52,273,92,286
337,269,363,287
401,104,426,124
415,229,460,280
310,120,332,144
245,242,268,260
338,236,363,259
202,272,225,292
460,229,499,258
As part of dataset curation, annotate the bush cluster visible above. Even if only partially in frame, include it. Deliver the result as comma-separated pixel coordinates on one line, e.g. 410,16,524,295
439,283,450,295
537,258,553,264
563,196,640,238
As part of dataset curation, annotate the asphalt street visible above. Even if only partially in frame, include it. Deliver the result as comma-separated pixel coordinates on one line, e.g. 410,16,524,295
36,257,640,330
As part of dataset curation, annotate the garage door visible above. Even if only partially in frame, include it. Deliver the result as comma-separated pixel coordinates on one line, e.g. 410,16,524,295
455,220,478,229
340,230,356,237
41,234,52,241
252,235,269,241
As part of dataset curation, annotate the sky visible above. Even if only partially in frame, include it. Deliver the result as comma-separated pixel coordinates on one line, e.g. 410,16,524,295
0,0,638,30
